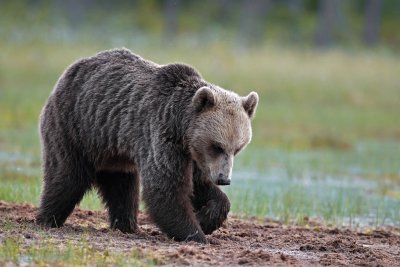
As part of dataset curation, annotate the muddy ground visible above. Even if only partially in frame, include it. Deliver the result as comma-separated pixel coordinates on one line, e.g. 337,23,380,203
0,201,399,266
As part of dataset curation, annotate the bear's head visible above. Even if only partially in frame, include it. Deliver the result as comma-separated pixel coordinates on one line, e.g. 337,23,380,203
189,86,258,186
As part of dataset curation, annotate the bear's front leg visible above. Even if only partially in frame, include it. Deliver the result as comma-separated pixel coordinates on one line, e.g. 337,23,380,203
192,172,230,235
141,164,207,243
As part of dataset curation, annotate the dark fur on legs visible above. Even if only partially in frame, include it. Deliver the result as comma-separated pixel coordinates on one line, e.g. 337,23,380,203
96,171,139,233
192,164,230,235
36,149,93,228
142,160,207,243
36,179,91,228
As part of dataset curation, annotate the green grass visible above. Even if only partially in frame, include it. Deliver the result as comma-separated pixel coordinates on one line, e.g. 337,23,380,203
0,40,399,228
0,234,158,266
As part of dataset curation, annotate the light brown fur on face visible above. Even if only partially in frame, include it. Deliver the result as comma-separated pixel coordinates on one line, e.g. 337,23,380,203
189,86,258,185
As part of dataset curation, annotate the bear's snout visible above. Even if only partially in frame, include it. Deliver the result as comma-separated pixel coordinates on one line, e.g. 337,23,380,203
216,173,231,186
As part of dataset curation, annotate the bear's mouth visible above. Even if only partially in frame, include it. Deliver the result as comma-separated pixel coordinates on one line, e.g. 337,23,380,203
216,179,231,186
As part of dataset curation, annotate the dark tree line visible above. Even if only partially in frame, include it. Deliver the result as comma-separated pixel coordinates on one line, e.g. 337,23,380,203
2,0,399,47
363,0,383,46
315,0,384,47
162,0,393,47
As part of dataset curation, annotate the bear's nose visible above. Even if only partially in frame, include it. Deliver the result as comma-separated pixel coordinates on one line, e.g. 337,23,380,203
217,173,231,186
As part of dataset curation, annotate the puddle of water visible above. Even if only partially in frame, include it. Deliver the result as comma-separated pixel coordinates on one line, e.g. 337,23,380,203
0,151,33,162
266,248,318,260
0,151,41,177
18,255,33,267
226,166,400,228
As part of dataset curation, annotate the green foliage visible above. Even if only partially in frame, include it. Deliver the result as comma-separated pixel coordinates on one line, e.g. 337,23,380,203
0,235,157,266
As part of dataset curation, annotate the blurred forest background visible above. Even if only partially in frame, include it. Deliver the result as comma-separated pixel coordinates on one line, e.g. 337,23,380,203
1,0,399,49
0,0,399,227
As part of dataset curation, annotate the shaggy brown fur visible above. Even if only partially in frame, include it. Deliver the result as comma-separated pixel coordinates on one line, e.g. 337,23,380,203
36,48,258,243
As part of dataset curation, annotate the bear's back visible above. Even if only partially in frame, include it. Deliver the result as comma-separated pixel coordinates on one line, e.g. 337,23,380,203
55,48,157,94
42,49,206,159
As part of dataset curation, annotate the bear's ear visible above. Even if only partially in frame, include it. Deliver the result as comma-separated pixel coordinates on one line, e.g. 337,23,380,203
192,87,216,112
242,92,259,118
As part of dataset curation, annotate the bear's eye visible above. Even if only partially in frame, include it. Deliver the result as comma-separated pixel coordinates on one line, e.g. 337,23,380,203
212,144,225,155
234,143,246,156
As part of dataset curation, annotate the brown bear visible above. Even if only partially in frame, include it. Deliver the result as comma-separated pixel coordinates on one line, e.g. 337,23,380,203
36,48,258,243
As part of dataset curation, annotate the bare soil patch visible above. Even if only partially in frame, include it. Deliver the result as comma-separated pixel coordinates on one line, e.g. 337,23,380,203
0,201,399,266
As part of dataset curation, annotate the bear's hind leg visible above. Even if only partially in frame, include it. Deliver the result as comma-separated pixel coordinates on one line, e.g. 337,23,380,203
96,171,139,233
36,157,93,228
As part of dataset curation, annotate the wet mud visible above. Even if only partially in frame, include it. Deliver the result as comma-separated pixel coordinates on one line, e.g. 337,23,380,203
0,201,399,266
